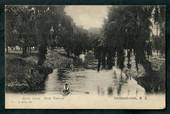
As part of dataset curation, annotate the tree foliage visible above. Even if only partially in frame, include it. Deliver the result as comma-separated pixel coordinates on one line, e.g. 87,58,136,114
152,6,166,54
5,6,93,65
102,5,165,73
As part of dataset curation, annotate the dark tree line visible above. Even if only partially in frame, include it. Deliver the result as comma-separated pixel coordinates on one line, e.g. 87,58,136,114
152,6,166,55
5,6,94,66
95,5,165,74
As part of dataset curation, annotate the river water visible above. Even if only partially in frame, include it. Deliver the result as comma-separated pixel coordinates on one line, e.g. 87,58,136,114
44,66,146,98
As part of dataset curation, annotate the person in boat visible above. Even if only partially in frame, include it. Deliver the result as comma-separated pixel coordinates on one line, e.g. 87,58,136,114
63,83,70,95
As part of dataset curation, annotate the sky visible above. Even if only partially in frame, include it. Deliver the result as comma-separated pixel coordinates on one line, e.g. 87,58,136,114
64,6,110,30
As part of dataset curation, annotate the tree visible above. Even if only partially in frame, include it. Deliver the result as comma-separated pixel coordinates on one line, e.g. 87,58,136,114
5,6,38,56
5,6,20,53
103,6,159,74
153,5,166,55
6,6,95,66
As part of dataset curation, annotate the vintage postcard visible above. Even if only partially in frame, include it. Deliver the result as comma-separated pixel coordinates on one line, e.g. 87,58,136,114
5,5,166,109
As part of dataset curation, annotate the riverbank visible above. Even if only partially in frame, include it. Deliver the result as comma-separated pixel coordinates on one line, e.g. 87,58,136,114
43,48,73,70
5,48,85,93
118,55,165,93
136,57,165,93
126,55,166,93
5,53,52,92
43,49,97,71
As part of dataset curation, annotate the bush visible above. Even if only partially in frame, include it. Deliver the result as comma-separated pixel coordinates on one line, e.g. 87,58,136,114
136,62,165,93
5,54,52,92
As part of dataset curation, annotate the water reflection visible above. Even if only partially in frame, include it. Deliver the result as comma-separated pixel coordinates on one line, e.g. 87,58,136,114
45,67,146,97
107,86,113,96
57,69,70,83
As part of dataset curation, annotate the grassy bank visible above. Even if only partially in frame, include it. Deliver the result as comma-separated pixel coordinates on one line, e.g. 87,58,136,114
5,48,86,93
44,49,97,70
43,49,73,70
5,54,52,93
118,53,165,93
136,57,165,93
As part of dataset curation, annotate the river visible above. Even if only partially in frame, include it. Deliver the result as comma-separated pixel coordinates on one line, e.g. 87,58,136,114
44,66,146,98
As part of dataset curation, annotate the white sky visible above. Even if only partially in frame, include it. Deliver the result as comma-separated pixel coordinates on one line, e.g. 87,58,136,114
65,6,110,30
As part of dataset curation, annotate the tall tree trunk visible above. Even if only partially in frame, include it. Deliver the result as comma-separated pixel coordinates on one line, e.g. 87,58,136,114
97,57,101,72
141,58,153,75
22,45,27,57
138,49,153,75
29,47,31,54
38,33,47,66
102,50,106,69
38,44,47,66
107,52,113,69
6,46,8,54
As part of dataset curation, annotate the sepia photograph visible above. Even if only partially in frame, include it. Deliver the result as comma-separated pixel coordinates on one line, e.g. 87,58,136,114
5,5,166,109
